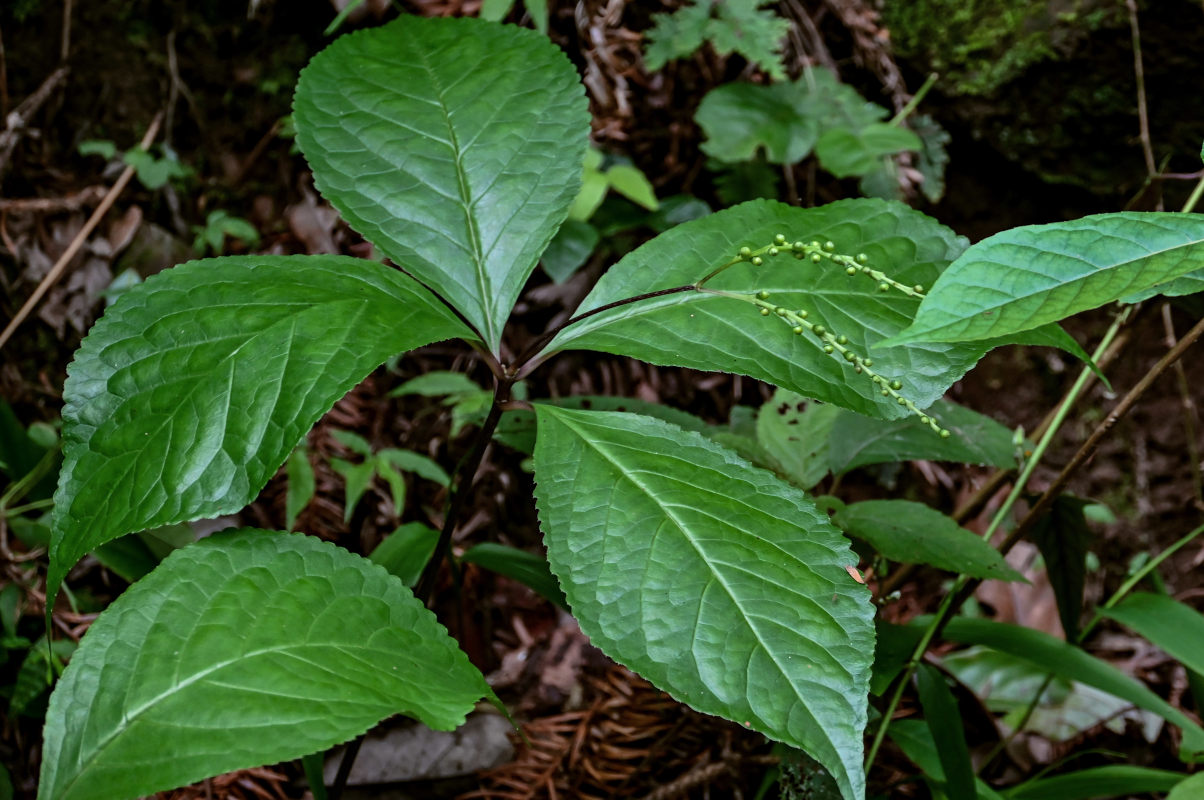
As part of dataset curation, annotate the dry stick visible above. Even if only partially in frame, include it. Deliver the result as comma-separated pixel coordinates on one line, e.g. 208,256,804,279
878,325,1134,599
0,65,70,181
0,112,163,353
60,0,72,62
1162,303,1204,507
997,312,1204,561
1127,0,1160,210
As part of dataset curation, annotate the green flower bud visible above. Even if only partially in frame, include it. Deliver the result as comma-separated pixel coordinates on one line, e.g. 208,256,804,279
846,266,858,276
811,253,822,263
738,246,752,258
914,284,924,293
889,379,902,390
757,290,770,300
812,325,826,336
836,335,848,345
768,246,779,256
792,241,806,250
862,359,873,367
751,256,763,266
881,388,890,396
760,308,770,316
878,283,891,292
792,325,804,335
774,233,787,245
823,241,835,251
897,397,907,405
823,344,834,354
856,253,868,263
940,429,951,438
797,310,808,318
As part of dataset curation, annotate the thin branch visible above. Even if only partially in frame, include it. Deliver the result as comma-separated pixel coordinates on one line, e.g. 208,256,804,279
0,112,162,352
1127,0,1159,208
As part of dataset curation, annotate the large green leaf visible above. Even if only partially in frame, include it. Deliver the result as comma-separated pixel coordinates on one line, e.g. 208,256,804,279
1101,593,1204,679
939,616,1204,759
915,665,977,800
833,500,1024,582
532,406,874,800
1004,766,1187,800
827,399,1017,474
545,198,987,420
293,15,589,351
696,82,820,165
888,213,1204,345
814,124,921,179
887,720,1006,800
48,255,471,605
39,530,490,800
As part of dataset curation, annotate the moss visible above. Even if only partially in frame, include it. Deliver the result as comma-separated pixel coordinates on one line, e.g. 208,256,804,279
881,0,1122,96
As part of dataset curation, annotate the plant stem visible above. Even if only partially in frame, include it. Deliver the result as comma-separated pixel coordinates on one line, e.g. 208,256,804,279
889,73,938,126
329,374,515,800
866,308,1130,774
514,284,697,372
415,376,514,603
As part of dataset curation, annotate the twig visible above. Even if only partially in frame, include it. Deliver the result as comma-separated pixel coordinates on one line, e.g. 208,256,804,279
1161,303,1203,507
0,65,70,182
60,0,72,62
1126,0,1160,209
1000,312,1204,558
0,112,163,352
0,24,8,118
0,186,107,213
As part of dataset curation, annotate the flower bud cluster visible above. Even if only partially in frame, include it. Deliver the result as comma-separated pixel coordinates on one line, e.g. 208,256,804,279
698,234,947,437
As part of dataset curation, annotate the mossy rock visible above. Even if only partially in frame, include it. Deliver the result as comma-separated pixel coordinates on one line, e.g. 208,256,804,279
881,0,1120,97
881,0,1204,196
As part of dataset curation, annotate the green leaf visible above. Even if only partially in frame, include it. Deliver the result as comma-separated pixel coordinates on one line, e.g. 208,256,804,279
827,399,1017,474
330,429,373,457
1169,772,1204,800
48,255,472,605
532,406,874,800
523,0,549,34
460,542,567,608
78,139,117,159
285,445,315,531
915,664,976,800
38,530,490,800
369,521,440,586
1006,766,1187,800
389,371,482,398
886,720,1007,800
541,219,599,283
294,15,589,351
1101,593,1204,679
11,638,75,717
494,395,709,455
756,389,838,490
331,458,377,523
644,0,788,79
912,114,951,204
377,449,452,486
1029,496,1092,641
92,535,160,583
888,213,1204,345
606,164,659,211
938,616,1204,759
479,0,513,22
814,125,921,179
834,500,1024,581
545,198,989,420
696,82,820,165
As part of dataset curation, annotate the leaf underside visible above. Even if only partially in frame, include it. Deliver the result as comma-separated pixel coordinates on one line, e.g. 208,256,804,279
48,255,471,603
546,198,987,419
293,15,590,351
39,530,490,800
532,406,874,800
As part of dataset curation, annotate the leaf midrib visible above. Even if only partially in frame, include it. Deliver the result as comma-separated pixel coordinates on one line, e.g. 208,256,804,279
414,45,491,347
